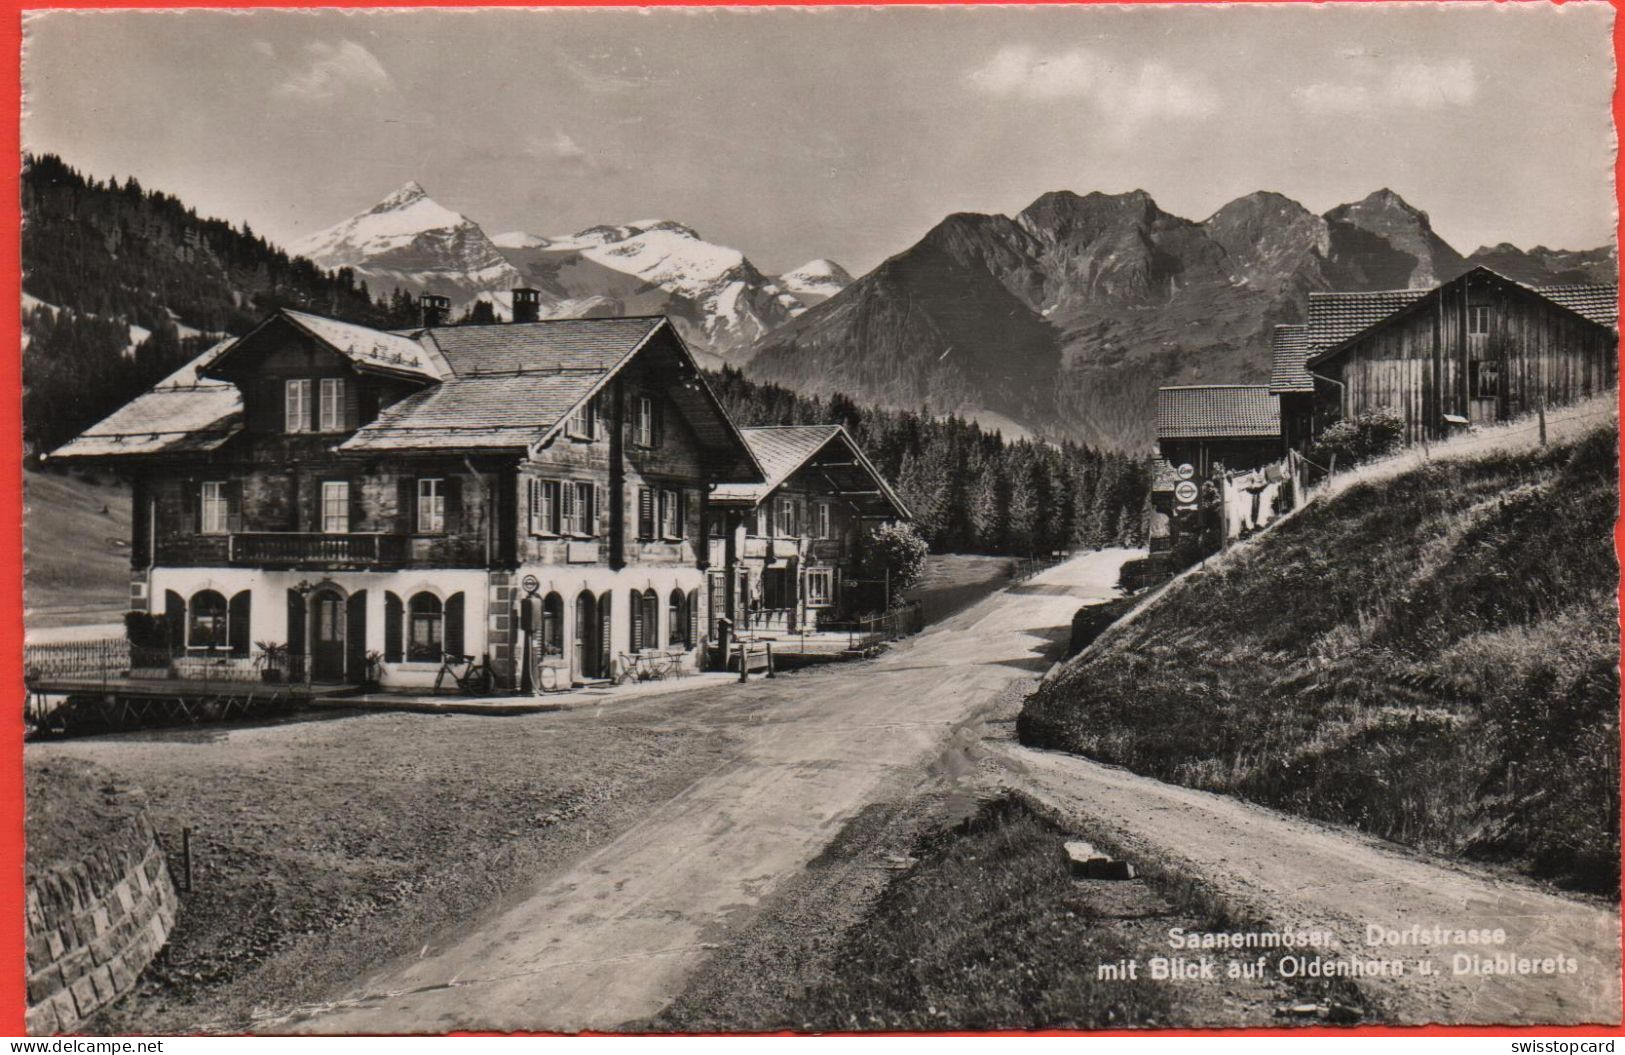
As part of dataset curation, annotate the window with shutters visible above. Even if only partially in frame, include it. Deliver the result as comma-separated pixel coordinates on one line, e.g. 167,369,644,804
318,378,346,431
815,502,831,540
188,590,228,649
529,478,561,535
634,395,656,448
201,482,229,535
661,489,683,539
417,478,445,534
806,568,834,607
408,592,443,662
285,379,313,433
321,481,350,534
562,481,596,537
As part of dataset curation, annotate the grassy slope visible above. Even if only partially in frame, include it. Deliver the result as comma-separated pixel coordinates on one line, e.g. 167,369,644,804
24,468,133,627
1021,422,1620,894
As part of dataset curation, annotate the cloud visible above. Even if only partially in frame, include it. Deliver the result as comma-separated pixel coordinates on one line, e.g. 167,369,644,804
966,45,1215,123
1296,57,1477,115
273,40,393,103
468,130,617,175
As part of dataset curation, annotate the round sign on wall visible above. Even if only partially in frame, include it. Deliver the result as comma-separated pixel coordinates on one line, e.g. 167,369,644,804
520,574,541,594
1176,463,1196,481
1173,481,1200,505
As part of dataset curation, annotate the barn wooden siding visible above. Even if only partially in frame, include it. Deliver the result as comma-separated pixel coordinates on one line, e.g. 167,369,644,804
1325,274,1616,446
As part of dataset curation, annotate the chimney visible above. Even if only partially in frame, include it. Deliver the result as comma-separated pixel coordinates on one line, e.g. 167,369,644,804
512,287,540,324
419,293,450,328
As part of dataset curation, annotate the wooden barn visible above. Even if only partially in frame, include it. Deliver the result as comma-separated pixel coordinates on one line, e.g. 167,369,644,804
1303,267,1618,445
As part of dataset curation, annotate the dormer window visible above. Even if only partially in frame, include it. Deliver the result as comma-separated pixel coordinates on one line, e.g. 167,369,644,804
285,379,313,433
565,395,600,442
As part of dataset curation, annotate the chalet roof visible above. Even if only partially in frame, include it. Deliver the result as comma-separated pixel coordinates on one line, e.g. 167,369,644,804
1156,385,1281,440
270,310,443,382
712,425,911,519
49,340,242,460
424,317,663,376
338,373,603,452
1306,268,1619,372
1268,324,1312,395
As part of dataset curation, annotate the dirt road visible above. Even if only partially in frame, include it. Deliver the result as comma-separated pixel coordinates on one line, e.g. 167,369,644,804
268,550,1136,1033
986,743,1622,1027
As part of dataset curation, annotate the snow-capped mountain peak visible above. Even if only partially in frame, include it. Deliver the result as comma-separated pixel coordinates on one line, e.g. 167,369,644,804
776,258,853,306
289,183,522,301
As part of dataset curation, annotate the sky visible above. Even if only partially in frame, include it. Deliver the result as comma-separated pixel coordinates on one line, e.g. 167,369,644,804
21,4,1618,277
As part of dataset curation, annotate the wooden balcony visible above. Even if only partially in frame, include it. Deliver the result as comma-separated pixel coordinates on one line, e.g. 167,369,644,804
155,532,408,568
230,532,407,568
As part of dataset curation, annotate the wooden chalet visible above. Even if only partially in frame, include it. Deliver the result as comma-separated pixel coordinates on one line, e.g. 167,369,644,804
1301,267,1618,446
709,425,911,635
48,298,808,692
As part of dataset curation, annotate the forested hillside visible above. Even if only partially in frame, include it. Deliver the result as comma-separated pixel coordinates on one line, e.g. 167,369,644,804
708,367,1150,554
22,154,420,454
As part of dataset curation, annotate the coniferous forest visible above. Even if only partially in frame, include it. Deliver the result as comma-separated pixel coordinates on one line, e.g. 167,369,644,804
709,368,1150,554
23,152,1150,554
21,154,421,454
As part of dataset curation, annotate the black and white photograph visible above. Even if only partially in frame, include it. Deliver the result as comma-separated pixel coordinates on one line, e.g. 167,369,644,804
16,1,1623,1037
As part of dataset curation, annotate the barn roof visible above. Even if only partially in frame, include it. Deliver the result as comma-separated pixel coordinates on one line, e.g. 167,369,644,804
1306,268,1619,371
1305,289,1429,356
712,425,911,519
1268,324,1313,394
49,340,242,460
1156,385,1281,440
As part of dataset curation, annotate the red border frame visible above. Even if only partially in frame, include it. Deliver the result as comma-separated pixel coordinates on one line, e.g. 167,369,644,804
0,0,1620,1038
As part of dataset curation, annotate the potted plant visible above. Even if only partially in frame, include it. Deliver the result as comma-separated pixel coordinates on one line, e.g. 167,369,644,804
364,650,384,685
255,641,290,683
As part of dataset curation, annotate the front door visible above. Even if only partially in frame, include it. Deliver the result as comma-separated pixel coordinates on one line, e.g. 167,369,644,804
311,589,346,682
574,590,597,681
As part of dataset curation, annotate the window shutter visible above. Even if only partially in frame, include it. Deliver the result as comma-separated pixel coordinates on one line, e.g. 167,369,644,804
445,592,465,659
397,477,416,534
652,399,664,448
384,592,403,663
687,589,699,647
630,589,643,651
226,481,244,533
444,475,463,535
348,478,364,532
527,479,538,533
343,378,360,431
595,483,607,538
229,591,251,655
598,591,613,674
638,488,654,540
286,589,305,658
677,491,688,540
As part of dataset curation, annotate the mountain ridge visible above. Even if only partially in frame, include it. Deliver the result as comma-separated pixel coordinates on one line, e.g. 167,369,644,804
744,186,1615,451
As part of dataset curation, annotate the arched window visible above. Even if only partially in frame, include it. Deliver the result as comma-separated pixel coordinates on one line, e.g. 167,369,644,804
408,592,443,662
668,589,685,648
542,592,564,657
188,590,228,650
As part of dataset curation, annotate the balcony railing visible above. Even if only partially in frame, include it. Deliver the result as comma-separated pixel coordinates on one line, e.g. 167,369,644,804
228,532,408,567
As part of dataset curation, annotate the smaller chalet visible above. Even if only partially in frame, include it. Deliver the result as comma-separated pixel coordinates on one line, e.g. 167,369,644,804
1300,267,1618,446
1154,385,1282,477
710,425,911,633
